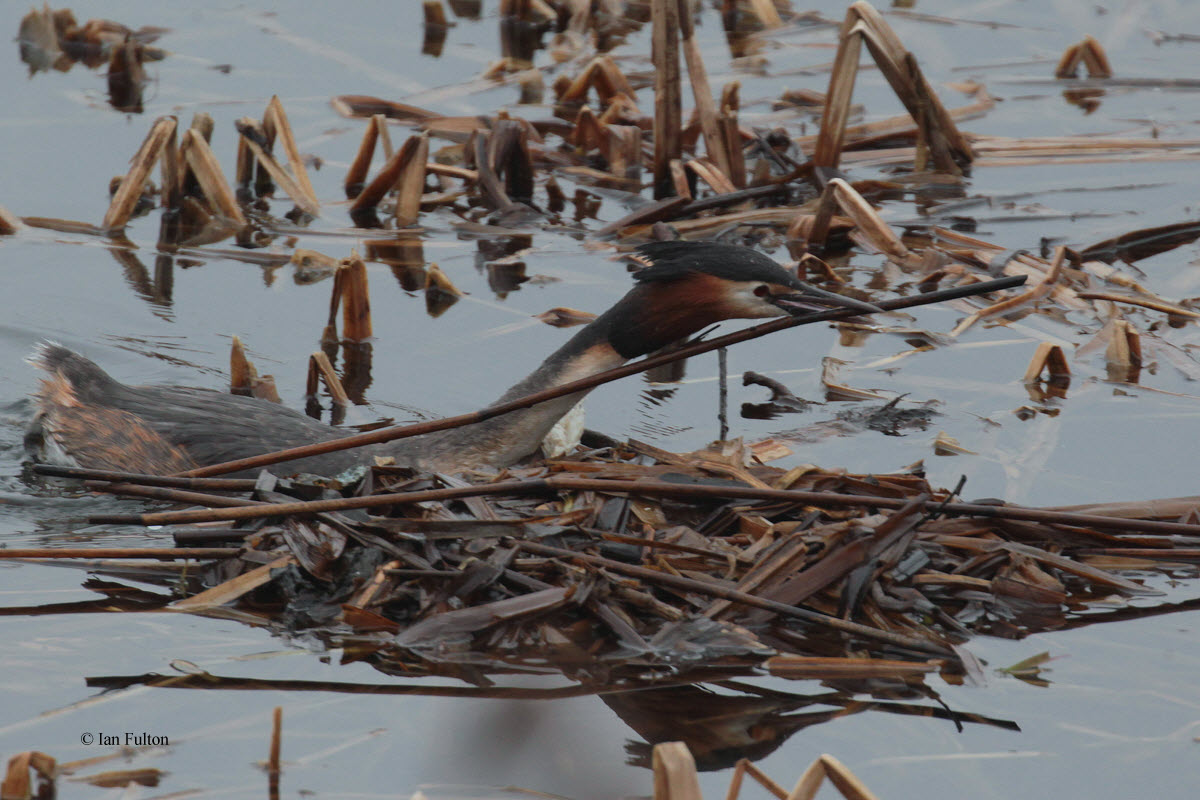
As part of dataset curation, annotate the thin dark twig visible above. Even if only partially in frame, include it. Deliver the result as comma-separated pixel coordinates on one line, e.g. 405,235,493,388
33,464,258,490
88,472,1200,538
0,547,241,559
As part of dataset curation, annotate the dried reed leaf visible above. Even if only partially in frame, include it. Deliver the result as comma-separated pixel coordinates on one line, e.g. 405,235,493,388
1056,35,1112,79
1076,290,1200,319
425,262,463,297
78,768,164,788
264,96,318,206
664,207,813,236
171,555,295,611
828,179,909,260
676,0,731,180
0,204,23,235
331,95,440,121
107,34,146,114
686,158,737,194
933,431,975,456
229,335,256,393
1104,319,1141,383
652,742,702,800
821,357,886,401
2,751,56,800
396,586,574,644
749,438,793,463
103,116,176,231
180,128,248,227
345,118,380,198
1022,342,1070,384
765,655,938,680
423,0,448,27
340,256,373,342
352,133,426,213
815,2,973,171
395,132,430,227
235,118,320,217
309,351,350,407
652,0,683,198
813,13,864,167
819,754,882,800
290,248,339,275
746,0,784,28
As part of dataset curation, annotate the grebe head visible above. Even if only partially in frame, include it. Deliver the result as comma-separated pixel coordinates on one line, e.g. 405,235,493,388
606,241,879,359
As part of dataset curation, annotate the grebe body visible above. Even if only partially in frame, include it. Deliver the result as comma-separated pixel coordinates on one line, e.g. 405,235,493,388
26,243,876,476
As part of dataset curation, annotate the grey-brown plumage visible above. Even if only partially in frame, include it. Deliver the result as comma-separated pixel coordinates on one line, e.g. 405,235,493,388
26,242,877,476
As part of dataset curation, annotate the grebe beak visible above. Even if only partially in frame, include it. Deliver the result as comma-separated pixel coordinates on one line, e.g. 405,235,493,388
772,284,883,316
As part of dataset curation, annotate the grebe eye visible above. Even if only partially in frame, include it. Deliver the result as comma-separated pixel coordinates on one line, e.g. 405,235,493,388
754,284,771,298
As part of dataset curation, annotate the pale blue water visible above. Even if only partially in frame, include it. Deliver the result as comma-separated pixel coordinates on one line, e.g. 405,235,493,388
2,1,1200,797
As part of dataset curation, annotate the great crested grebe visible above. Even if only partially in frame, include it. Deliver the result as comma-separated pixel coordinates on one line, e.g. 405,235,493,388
26,242,878,477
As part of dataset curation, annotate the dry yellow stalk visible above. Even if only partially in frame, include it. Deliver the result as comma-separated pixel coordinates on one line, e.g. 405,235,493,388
831,179,909,259
308,351,350,407
1023,342,1071,384
235,118,321,217
179,128,247,227
340,256,373,342
1105,319,1141,383
264,95,318,207
652,743,703,800
103,116,176,231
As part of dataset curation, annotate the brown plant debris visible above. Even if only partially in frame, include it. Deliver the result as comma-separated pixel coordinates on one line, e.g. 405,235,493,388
37,417,1199,692
18,5,166,78
1055,35,1113,79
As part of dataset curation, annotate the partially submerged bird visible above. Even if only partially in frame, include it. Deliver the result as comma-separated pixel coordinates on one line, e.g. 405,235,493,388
26,242,878,477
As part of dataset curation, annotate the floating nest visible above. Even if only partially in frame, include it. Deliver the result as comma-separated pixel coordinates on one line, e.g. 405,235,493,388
39,434,1198,693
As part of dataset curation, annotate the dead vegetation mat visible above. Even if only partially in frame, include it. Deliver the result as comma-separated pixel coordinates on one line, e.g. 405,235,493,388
34,436,1200,688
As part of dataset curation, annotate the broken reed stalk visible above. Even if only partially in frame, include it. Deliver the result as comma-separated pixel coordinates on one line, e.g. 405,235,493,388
0,204,23,235
230,335,255,392
83,672,664,698
170,274,1028,479
103,116,177,231
813,1,973,172
159,120,182,213
339,256,373,341
651,0,683,199
812,9,863,169
674,0,732,183
88,473,1200,542
350,133,426,214
1056,35,1112,79
345,117,380,198
491,120,534,205
0,547,240,559
180,128,248,226
812,178,910,259
653,743,702,800
308,351,350,407
515,540,956,657
31,463,257,490
235,118,321,217
84,482,262,507
394,132,429,227
268,706,283,797
180,113,215,197
265,95,319,207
